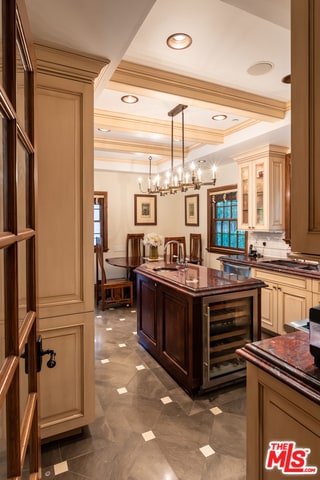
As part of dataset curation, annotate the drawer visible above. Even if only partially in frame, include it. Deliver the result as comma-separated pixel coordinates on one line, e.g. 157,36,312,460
253,268,312,291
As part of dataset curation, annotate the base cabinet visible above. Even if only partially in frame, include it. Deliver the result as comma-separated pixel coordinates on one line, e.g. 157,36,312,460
136,270,262,394
252,269,312,334
246,363,320,480
39,313,94,438
136,274,202,393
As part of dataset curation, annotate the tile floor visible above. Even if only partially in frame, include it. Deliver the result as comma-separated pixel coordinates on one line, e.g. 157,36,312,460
40,306,247,479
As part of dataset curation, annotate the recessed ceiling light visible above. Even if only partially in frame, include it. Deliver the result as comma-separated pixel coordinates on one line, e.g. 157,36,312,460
212,114,227,121
166,33,192,50
281,74,291,84
121,95,139,104
247,61,274,76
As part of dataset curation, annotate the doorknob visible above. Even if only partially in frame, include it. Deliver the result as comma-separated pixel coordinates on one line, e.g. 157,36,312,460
21,335,57,373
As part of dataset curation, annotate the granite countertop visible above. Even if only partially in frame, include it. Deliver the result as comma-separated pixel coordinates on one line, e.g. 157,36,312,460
218,254,320,279
237,331,320,404
135,261,266,297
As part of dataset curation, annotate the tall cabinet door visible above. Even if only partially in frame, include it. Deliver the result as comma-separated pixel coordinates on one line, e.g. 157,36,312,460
238,159,267,231
35,45,106,438
291,0,320,256
235,145,287,232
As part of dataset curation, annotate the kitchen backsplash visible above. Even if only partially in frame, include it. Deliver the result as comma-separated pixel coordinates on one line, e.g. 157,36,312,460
248,231,291,259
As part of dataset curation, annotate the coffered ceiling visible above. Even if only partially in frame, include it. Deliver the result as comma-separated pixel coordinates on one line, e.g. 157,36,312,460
25,0,291,177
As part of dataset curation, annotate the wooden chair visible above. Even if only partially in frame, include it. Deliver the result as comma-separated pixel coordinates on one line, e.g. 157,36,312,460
125,233,145,279
95,238,133,310
164,236,186,263
189,233,202,265
126,233,145,257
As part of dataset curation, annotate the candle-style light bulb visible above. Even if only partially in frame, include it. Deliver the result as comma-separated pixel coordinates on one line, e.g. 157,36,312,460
212,165,217,180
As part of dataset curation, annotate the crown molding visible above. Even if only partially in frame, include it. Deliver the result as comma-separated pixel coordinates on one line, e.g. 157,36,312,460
109,61,289,122
35,44,109,83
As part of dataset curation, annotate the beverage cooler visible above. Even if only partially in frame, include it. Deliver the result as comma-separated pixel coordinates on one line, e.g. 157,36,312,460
202,289,259,390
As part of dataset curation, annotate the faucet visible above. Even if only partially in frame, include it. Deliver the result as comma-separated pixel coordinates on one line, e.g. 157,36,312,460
163,240,188,269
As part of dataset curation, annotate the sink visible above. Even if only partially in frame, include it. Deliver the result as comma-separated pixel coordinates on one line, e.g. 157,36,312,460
262,259,319,271
153,267,177,272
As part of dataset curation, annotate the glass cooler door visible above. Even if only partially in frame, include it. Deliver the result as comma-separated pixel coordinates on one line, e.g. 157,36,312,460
202,290,258,390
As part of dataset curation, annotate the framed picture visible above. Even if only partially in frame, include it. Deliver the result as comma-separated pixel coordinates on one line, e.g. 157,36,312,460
185,194,199,226
134,194,157,225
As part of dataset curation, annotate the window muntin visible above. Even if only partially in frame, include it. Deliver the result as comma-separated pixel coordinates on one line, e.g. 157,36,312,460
207,185,247,254
94,191,108,251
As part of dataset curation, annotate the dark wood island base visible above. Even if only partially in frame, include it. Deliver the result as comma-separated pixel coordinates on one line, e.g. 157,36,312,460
135,262,265,395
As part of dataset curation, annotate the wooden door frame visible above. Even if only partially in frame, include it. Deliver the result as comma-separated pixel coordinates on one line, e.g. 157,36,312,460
0,0,40,477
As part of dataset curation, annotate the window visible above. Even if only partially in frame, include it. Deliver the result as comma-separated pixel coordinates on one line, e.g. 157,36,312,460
94,191,108,251
207,184,247,254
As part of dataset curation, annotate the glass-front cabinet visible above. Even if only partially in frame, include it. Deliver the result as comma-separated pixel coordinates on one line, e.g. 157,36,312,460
235,145,288,232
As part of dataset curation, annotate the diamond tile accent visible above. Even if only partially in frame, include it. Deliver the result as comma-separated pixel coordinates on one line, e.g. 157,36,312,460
136,365,145,370
101,358,110,364
210,406,223,415
54,461,68,475
117,387,128,395
118,343,127,348
142,430,155,442
120,318,126,321
200,445,215,457
132,331,137,335
161,396,173,404
106,327,112,331
95,315,102,319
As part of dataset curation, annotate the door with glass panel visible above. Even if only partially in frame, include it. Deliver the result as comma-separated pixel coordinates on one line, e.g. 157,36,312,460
0,1,40,478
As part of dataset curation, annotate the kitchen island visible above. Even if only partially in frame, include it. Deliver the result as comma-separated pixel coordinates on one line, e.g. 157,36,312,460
237,332,320,480
135,261,265,395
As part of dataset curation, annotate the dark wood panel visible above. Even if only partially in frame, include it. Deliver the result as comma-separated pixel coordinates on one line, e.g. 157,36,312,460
136,276,157,354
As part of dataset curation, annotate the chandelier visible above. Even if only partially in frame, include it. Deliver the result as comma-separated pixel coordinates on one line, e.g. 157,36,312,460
138,104,217,196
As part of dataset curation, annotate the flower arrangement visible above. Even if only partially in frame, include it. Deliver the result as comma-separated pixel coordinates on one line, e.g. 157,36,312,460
143,232,164,247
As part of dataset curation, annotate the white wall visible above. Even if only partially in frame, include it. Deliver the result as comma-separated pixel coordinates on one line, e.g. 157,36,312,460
94,160,290,278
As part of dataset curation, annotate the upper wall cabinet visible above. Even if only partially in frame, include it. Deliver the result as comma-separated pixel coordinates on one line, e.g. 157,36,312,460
233,145,289,232
291,0,320,257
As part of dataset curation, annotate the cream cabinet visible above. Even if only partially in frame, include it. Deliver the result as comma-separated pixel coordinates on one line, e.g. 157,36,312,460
234,145,288,232
245,362,320,480
36,45,107,439
291,1,320,257
312,279,320,308
252,268,313,334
